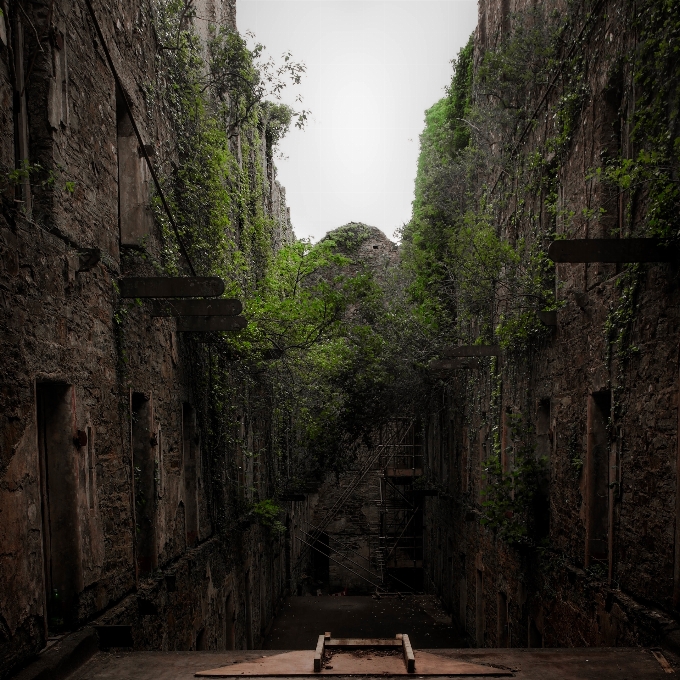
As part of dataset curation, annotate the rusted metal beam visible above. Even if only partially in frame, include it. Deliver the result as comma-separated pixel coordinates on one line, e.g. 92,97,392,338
548,238,677,263
177,316,247,332
443,345,500,357
151,299,242,317
429,358,481,370
119,277,225,298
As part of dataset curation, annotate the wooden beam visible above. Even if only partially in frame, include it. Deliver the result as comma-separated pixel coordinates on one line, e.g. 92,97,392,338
443,345,500,357
177,316,247,332
429,358,481,371
314,634,325,672
325,638,403,648
151,299,242,317
548,238,677,263
119,277,225,298
402,634,416,673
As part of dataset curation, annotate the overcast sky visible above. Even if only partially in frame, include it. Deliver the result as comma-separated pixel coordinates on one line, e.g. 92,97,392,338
237,0,478,242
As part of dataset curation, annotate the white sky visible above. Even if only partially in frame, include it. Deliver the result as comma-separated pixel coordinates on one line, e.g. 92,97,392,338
237,0,478,242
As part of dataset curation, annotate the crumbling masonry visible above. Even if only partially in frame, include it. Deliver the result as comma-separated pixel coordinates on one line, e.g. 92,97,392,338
0,1,308,677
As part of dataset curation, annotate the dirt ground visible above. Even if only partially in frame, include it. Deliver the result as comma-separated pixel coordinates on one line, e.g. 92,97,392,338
263,595,466,650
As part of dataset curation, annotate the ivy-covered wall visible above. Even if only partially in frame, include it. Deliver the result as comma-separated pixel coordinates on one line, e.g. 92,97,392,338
410,0,680,649
0,0,312,676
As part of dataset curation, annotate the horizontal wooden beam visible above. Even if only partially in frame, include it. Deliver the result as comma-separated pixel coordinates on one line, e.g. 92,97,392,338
119,277,225,298
326,638,403,648
177,316,247,332
430,358,481,370
548,238,677,263
443,345,500,357
151,299,242,317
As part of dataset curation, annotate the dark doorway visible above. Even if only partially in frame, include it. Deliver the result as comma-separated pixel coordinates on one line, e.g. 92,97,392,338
586,391,611,566
131,392,157,577
37,383,83,632
182,404,200,547
311,532,330,584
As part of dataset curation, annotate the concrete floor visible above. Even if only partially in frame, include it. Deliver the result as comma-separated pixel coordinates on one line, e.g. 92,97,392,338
263,595,467,649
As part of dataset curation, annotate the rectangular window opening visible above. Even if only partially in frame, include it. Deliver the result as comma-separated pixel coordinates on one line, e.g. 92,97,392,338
132,392,158,576
182,403,199,547
586,390,612,567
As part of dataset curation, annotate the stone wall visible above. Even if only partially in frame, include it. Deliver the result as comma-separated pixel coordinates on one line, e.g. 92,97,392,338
421,0,680,651
0,1,305,677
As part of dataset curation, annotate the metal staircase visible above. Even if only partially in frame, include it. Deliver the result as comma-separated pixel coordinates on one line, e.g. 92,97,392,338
292,420,417,592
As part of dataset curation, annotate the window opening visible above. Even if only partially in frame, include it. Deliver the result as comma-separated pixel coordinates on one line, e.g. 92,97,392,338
131,392,157,576
116,85,151,246
182,404,199,547
86,425,95,510
497,592,509,647
475,568,484,647
586,390,611,567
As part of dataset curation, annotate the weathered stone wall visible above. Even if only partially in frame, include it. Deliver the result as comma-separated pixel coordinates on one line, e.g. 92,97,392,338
422,0,680,652
0,1,304,677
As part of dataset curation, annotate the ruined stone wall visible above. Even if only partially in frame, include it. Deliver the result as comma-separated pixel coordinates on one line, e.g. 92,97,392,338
0,1,303,677
422,0,680,651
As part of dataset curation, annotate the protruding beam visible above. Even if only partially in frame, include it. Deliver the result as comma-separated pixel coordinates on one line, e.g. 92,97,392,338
548,238,677,263
119,277,225,298
430,358,481,370
177,316,247,332
443,345,500,357
151,299,242,317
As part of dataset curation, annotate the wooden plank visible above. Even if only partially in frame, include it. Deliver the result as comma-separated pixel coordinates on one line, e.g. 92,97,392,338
177,316,247,332
548,238,677,263
325,638,403,648
119,277,225,298
314,635,325,672
151,299,242,317
443,345,500,357
538,310,557,326
429,358,481,371
651,650,675,674
402,634,415,673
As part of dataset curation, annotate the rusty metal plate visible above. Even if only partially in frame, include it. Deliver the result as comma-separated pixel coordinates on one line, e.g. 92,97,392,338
430,358,481,370
195,650,512,676
119,277,225,298
177,316,247,332
548,238,677,263
443,345,499,357
151,299,242,317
